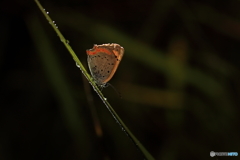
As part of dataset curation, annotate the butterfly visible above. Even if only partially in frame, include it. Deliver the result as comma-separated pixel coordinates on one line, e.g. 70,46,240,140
86,43,124,87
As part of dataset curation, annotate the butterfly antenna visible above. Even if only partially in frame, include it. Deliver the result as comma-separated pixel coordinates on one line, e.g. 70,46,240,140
107,83,122,98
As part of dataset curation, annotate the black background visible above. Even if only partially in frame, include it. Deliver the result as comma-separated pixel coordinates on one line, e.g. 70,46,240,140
0,0,240,159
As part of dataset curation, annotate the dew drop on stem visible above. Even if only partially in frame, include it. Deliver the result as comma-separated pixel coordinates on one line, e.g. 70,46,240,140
76,62,80,68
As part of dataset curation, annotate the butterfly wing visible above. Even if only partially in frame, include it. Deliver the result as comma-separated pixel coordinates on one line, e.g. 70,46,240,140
86,43,124,85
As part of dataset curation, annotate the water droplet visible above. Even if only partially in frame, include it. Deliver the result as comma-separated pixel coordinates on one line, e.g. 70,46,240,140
52,21,55,24
76,62,80,68
104,97,107,100
46,12,49,14
43,8,45,10
66,40,70,44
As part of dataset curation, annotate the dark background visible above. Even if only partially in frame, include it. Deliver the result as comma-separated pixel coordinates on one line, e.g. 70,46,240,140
1,0,240,159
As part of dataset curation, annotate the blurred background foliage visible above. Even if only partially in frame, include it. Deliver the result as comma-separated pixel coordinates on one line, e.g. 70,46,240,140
1,0,240,159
